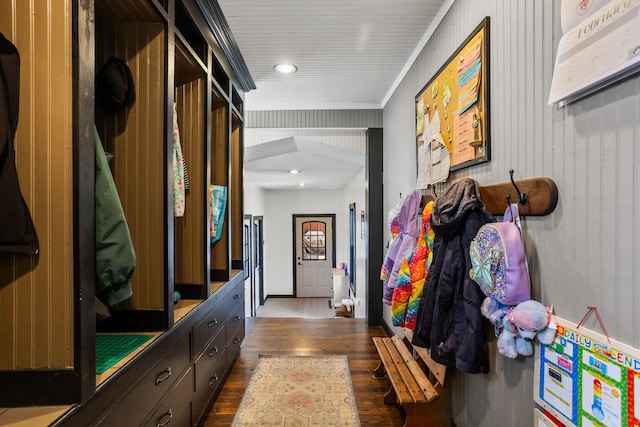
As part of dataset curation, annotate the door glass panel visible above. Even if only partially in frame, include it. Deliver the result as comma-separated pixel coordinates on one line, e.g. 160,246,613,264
302,221,326,260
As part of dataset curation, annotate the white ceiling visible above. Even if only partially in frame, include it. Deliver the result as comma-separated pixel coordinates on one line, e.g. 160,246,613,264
244,129,366,190
217,0,451,189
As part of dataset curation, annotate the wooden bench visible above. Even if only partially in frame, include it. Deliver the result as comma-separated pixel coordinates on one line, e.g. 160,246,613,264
372,329,450,427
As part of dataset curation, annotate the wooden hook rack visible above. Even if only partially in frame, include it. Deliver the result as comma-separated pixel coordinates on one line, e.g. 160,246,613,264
479,177,558,216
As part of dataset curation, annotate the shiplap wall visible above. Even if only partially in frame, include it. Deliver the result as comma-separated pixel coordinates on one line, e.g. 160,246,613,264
0,0,74,369
246,109,382,128
382,1,640,426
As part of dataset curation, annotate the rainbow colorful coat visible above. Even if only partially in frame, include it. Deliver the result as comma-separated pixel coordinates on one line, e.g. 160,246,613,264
391,201,435,329
381,191,422,305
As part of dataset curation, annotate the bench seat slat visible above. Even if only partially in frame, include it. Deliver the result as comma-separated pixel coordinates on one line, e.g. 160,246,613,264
403,328,447,387
373,334,451,427
372,337,414,403
382,338,428,404
391,335,439,402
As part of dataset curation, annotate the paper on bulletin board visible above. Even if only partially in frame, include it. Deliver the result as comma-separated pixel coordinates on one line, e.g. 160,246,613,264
453,107,480,165
416,98,425,136
549,0,640,106
534,315,640,427
428,134,450,184
416,135,430,189
457,35,482,114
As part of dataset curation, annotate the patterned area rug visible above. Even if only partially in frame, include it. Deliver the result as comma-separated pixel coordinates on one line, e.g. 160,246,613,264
232,355,361,427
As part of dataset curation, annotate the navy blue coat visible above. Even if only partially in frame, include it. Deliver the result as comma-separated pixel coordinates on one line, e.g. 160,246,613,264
412,178,494,374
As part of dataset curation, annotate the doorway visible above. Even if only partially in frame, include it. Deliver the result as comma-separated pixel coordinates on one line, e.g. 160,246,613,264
293,214,335,298
253,216,264,315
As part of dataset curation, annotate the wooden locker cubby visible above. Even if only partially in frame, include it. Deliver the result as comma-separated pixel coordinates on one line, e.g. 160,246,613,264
173,34,208,303
0,0,254,418
94,0,169,331
230,112,244,272
210,88,230,283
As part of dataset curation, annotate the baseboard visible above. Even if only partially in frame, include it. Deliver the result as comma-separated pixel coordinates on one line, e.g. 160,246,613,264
380,318,394,337
265,294,295,299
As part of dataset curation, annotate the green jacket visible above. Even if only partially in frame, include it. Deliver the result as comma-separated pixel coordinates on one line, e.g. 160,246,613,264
94,127,135,306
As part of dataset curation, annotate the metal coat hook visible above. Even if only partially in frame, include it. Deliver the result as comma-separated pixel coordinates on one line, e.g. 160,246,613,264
509,169,527,205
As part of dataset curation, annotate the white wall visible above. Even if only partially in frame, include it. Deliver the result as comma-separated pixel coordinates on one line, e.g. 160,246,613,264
243,182,266,315
262,189,347,296
342,169,366,317
382,1,640,426
244,169,366,317
244,182,266,217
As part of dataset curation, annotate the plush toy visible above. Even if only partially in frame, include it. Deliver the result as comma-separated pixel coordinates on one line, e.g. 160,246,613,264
480,297,510,336
497,300,557,359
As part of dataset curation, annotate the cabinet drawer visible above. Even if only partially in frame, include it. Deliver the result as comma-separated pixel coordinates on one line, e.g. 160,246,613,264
193,348,227,422
192,283,243,355
226,319,245,367
202,327,226,361
193,308,225,356
225,302,244,345
144,367,193,427
98,334,190,426
228,285,243,306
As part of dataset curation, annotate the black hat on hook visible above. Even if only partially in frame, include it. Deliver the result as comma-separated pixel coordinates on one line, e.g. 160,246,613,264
96,57,136,113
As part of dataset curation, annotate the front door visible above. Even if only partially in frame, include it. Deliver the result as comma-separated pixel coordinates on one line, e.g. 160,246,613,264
294,215,334,297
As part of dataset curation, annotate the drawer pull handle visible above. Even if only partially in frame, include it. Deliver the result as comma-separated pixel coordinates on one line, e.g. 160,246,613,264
208,319,218,328
208,373,219,387
233,294,240,300
208,346,219,357
156,409,173,427
233,315,241,322
233,337,241,344
155,367,172,385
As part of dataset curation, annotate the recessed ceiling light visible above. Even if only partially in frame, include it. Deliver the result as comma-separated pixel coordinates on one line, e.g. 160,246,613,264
288,169,301,174
298,182,306,187
274,63,298,74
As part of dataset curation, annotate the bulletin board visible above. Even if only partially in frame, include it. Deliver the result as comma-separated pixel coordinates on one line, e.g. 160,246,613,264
415,17,490,180
534,315,640,427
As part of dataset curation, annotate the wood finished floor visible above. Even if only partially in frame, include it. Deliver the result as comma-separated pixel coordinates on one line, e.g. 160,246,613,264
202,317,404,427
255,297,337,318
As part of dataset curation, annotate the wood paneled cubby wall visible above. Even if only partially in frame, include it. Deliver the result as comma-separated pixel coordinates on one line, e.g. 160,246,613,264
0,0,254,424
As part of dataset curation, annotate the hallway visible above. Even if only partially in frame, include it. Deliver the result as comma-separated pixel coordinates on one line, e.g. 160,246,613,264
255,297,337,318
202,317,404,427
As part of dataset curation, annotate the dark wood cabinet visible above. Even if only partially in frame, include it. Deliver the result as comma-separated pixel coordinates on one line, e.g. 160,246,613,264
0,0,254,424
144,368,194,427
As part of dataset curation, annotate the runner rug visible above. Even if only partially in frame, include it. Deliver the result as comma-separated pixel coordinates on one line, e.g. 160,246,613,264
231,355,361,427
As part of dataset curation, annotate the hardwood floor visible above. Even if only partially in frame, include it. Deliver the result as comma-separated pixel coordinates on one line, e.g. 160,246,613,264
255,297,336,318
202,317,404,427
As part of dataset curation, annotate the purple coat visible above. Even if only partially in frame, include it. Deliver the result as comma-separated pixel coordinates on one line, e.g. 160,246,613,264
381,191,421,304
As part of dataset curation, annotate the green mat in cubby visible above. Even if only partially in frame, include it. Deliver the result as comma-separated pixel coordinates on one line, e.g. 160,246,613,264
95,334,153,374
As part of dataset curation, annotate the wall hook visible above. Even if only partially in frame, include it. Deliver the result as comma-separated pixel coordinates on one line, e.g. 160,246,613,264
509,169,527,205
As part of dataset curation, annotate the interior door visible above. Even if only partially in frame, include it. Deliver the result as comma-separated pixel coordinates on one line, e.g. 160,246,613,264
243,215,253,316
294,215,334,298
253,216,264,309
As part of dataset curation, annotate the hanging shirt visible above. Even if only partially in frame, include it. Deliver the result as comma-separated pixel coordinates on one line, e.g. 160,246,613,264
172,102,186,216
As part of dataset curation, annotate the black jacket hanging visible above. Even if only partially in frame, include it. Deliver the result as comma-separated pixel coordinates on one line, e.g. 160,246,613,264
412,178,494,374
0,32,38,254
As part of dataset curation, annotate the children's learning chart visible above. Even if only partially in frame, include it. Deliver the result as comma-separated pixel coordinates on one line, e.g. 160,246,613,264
535,316,640,427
